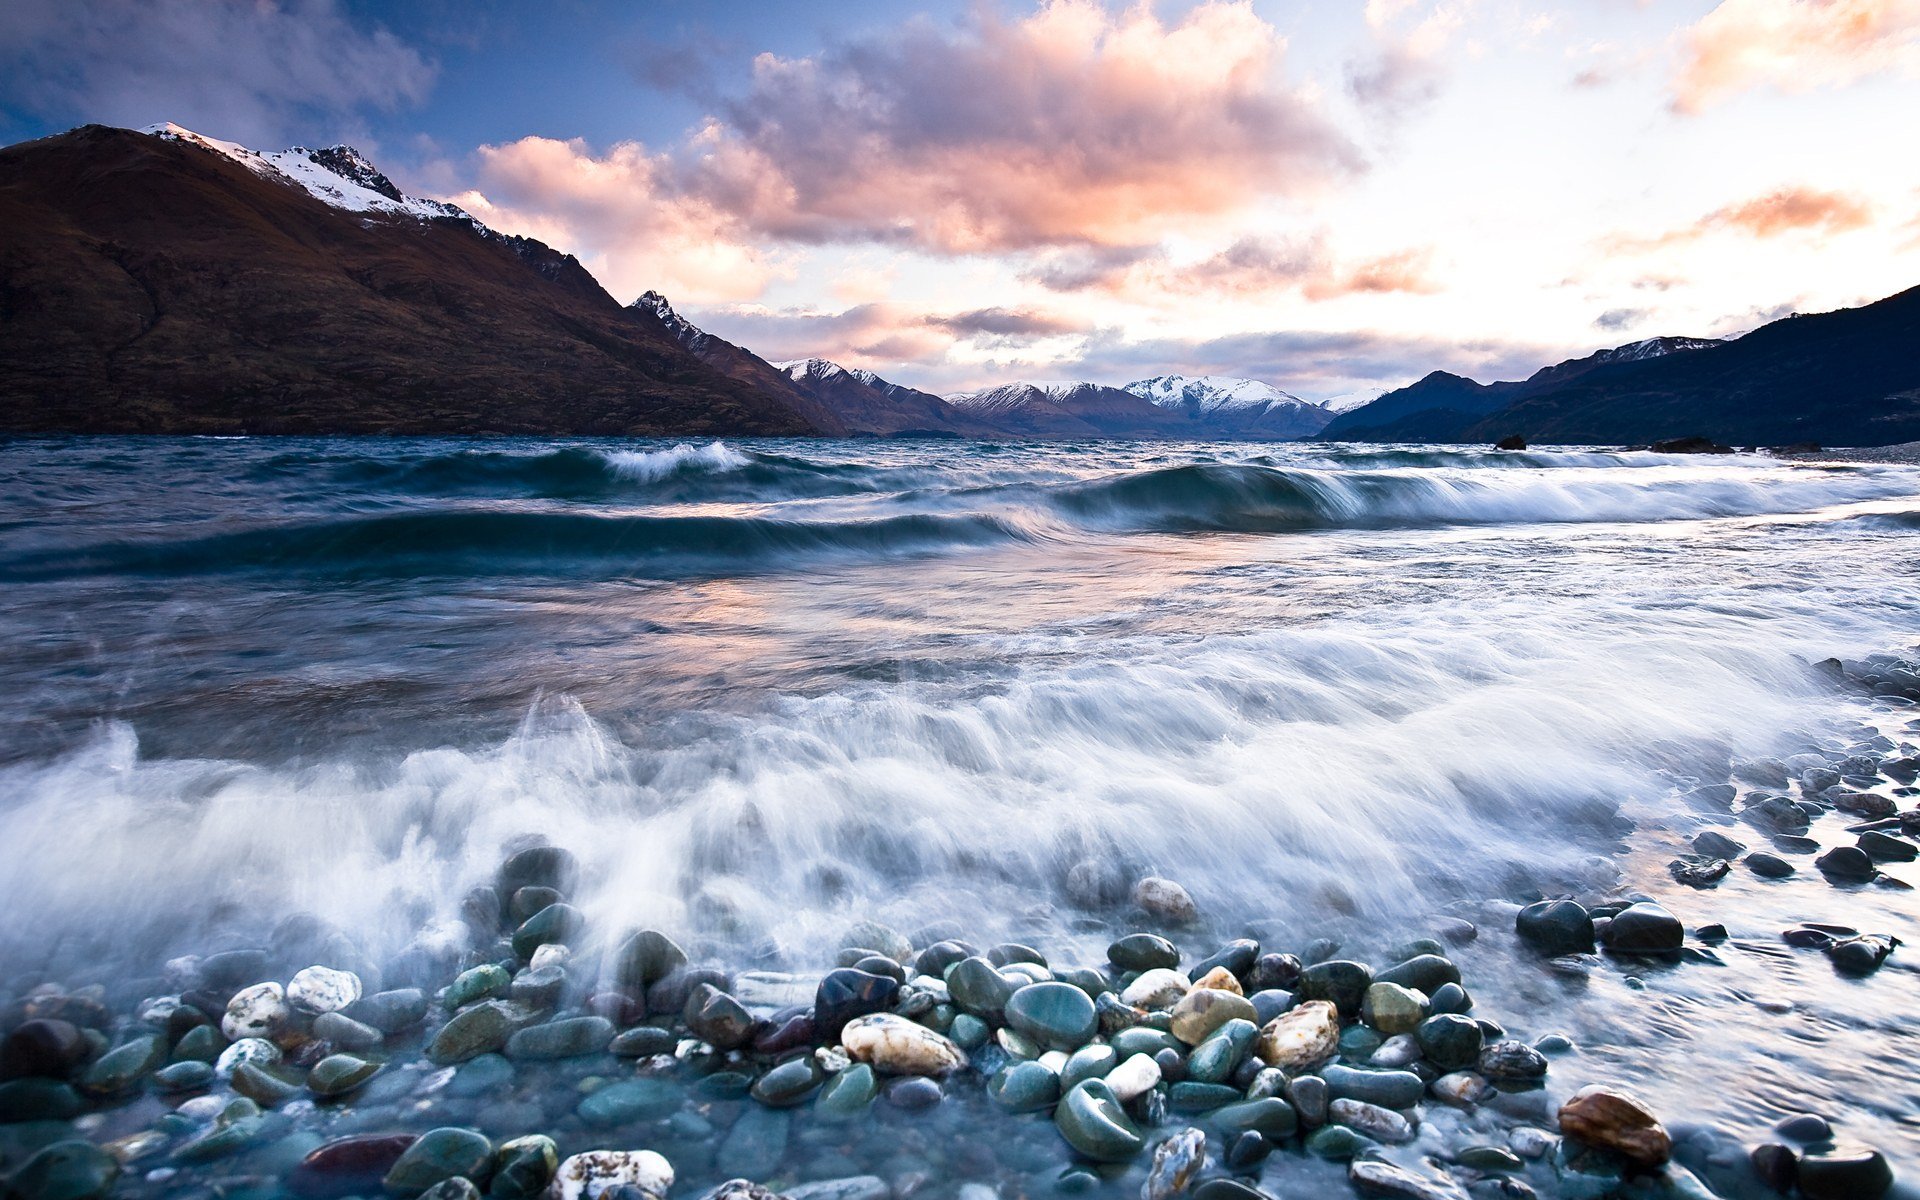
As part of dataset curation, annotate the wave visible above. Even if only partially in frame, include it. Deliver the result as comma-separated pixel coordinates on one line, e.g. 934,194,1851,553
0,507,1036,581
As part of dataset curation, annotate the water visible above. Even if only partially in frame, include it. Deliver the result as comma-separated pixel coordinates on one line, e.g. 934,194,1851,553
3,436,1919,1195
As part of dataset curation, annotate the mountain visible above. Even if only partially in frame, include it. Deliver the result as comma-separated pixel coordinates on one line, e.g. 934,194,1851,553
0,124,835,435
1460,292,1920,446
627,293,848,435
944,381,1180,438
1317,387,1388,415
768,357,999,437
1321,335,1726,442
1122,374,1332,438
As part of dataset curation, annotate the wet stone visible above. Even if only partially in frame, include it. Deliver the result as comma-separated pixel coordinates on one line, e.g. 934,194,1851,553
749,1057,822,1107
1797,1144,1893,1200
1603,903,1684,954
444,966,510,1011
1188,939,1259,983
1478,1040,1549,1083
5,1140,120,1200
1375,954,1459,995
883,1076,943,1109
1323,1064,1424,1108
1296,961,1372,1017
1053,1079,1145,1162
1169,988,1257,1046
1749,852,1795,878
1143,1127,1207,1200
1006,982,1098,1051
1516,900,1594,957
610,1026,676,1057
815,969,900,1038
0,1020,88,1081
383,1128,494,1195
488,1135,558,1200
684,985,756,1050
349,988,429,1033
1557,1085,1671,1167
1417,1014,1484,1072
815,1062,878,1118
306,1053,379,1097
615,930,689,992
578,1078,683,1126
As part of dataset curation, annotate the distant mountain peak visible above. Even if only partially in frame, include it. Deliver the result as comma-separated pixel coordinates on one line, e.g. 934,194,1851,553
773,357,851,383
1123,374,1311,415
143,122,473,225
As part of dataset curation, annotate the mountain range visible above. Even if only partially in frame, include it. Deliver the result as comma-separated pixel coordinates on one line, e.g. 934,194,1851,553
2,123,1916,445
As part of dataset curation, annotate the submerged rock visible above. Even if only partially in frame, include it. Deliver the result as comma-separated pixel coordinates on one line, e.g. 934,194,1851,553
548,1151,673,1200
1142,1127,1208,1200
1602,903,1684,954
1054,1079,1145,1162
840,1014,967,1076
1557,1085,1671,1167
1132,877,1198,923
1253,1001,1338,1070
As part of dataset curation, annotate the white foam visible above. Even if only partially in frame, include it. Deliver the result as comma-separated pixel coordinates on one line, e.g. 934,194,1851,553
603,442,752,483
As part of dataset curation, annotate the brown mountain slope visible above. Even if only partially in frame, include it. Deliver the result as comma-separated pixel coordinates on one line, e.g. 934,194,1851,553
0,125,834,435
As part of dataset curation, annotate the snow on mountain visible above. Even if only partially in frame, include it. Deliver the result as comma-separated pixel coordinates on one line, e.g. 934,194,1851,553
1599,336,1723,364
144,123,475,226
774,357,852,385
1317,387,1389,414
1123,374,1310,415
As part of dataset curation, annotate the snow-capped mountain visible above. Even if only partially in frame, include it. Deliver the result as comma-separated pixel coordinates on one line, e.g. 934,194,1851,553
1316,387,1389,415
1122,374,1333,438
144,123,474,225
768,357,996,436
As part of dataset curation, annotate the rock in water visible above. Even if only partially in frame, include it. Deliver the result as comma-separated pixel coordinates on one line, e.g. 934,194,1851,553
1558,1085,1671,1166
1826,934,1899,976
1602,903,1684,954
1142,1127,1207,1200
1253,1001,1338,1070
548,1151,674,1200
1133,877,1198,923
382,1128,494,1195
840,1014,967,1076
288,966,363,1014
814,969,900,1038
1120,968,1191,1009
1797,1144,1893,1200
222,982,290,1040
1005,982,1098,1051
4,1140,120,1200
1054,1079,1146,1162
1347,1159,1470,1200
1516,900,1595,956
1168,989,1257,1046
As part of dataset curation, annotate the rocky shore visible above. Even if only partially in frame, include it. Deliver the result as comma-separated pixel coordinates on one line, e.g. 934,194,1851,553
5,656,1920,1200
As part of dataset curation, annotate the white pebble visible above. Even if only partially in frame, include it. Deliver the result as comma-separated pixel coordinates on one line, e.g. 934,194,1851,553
214,1037,282,1079
1104,1052,1162,1101
221,982,289,1040
1120,968,1191,1009
287,966,362,1014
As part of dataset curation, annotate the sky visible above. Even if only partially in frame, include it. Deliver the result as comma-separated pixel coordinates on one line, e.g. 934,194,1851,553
3,0,1918,400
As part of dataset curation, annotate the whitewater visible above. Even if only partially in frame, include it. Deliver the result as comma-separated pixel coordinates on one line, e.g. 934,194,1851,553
2,436,1918,1194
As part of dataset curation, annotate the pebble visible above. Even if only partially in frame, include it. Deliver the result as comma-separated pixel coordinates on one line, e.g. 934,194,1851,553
840,1014,967,1075
288,967,363,1014
1348,1158,1469,1200
383,1128,494,1195
1168,988,1256,1045
1748,852,1795,878
548,1151,673,1200
213,1037,280,1079
1005,982,1098,1050
1142,1127,1207,1200
505,1016,614,1060
1120,968,1191,1009
1330,1097,1415,1143
1054,1079,1145,1162
1109,934,1180,972
221,982,289,1041
1557,1085,1671,1166
1797,1144,1893,1200
1255,1001,1339,1070
1515,900,1594,957
1296,960,1373,1017
1104,1052,1162,1101
1132,877,1198,923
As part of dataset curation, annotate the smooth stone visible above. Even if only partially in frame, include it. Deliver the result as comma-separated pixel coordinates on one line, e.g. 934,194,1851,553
578,1078,682,1127
1105,1052,1162,1101
1192,966,1243,995
1692,831,1747,859
1748,853,1795,878
1305,1125,1370,1161
1431,1071,1491,1107
1478,1040,1549,1082
213,1036,280,1078
1603,904,1685,954
307,1054,379,1098
290,1133,418,1198
1248,989,1291,1025
505,1016,613,1060
312,1011,383,1051
1557,1085,1671,1166
1285,1073,1329,1127
1143,1127,1207,1200
350,988,429,1033
1185,1019,1257,1084
1061,1043,1118,1090
383,1128,494,1195
1209,1097,1298,1140
684,985,756,1050
1225,1131,1271,1172
1248,953,1302,992
1374,955,1459,995
0,1020,85,1082
1189,940,1260,982
154,1060,215,1093
1120,968,1192,1010
221,983,290,1041
1860,830,1919,861
841,920,912,962
1133,877,1198,923
1109,935,1180,972
914,941,975,979
1362,983,1428,1036
945,957,1018,1021
1330,1097,1414,1143
1347,1159,1468,1199
614,930,688,992
1167,1082,1241,1112
840,1013,967,1075
4,1140,120,1200
488,1135,558,1200
427,1001,521,1065
169,1022,224,1065
1797,1144,1893,1200
288,967,363,1015
949,1014,990,1050
548,1150,672,1200
1111,1028,1183,1059
1371,1034,1420,1068
505,962,565,1009
1054,1079,1146,1162
1254,1000,1338,1070
230,1062,304,1106
1816,846,1877,880
1323,1064,1424,1108
814,969,899,1038
718,1105,789,1178
444,966,510,1011
1006,982,1098,1051
1744,797,1810,834
1417,1014,1483,1072
610,1027,676,1057
79,1033,163,1094
785,1179,885,1200
1456,1145,1522,1173
1750,1143,1799,1194
884,1075,943,1109
1775,1113,1833,1142
1169,989,1258,1046
495,845,578,902
1427,982,1473,1015
1296,961,1372,1017
510,903,581,961
815,1062,878,1118
749,1057,822,1107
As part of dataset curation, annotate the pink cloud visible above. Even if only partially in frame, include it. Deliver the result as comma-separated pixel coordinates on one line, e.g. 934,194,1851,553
1029,236,1440,302
1605,185,1874,251
1673,0,1920,113
456,0,1359,282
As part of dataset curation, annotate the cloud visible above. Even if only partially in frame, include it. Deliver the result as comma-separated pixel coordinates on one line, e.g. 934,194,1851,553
1594,307,1647,331
1672,0,1920,113
0,0,434,147
1606,185,1874,251
1028,236,1440,302
1347,1,1468,119
692,302,1090,374
927,308,1088,339
460,0,1359,278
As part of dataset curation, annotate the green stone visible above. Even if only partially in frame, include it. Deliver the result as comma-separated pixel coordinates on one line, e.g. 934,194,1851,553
1305,1125,1371,1161
510,903,582,961
577,1078,681,1126
1109,1028,1182,1059
382,1127,494,1194
1296,961,1373,1018
946,957,1018,1021
815,1063,878,1118
1338,1025,1383,1061
1209,1098,1299,1140
1416,1014,1484,1072
1053,1080,1145,1162
1005,982,1098,1051
1060,1044,1117,1091
749,1058,821,1108
949,1015,990,1049
5,1140,119,1200
230,1063,304,1106
1457,1145,1523,1173
154,1060,214,1092
0,1080,83,1122
1108,934,1180,972
427,1001,520,1065
307,1054,380,1098
169,1024,225,1065
1185,1019,1256,1084
1374,954,1460,995
444,965,510,1011
503,1016,612,1060
488,1135,558,1200
1167,1082,1242,1112
79,1034,164,1094
990,1061,1062,1113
